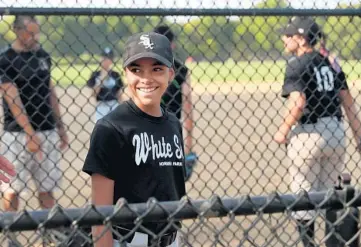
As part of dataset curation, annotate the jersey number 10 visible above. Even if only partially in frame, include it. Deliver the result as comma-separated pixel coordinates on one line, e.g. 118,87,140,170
314,66,334,92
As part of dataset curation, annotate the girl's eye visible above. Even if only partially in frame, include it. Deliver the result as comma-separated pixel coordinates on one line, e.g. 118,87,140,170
130,68,140,73
154,67,163,72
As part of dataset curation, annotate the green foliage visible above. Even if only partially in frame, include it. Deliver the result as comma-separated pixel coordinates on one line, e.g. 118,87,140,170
0,0,359,61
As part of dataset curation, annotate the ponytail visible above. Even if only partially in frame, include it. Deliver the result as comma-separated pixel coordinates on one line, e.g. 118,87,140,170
319,32,342,73
319,32,329,57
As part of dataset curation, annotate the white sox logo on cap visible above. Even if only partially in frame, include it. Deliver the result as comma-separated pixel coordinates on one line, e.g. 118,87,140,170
139,34,154,49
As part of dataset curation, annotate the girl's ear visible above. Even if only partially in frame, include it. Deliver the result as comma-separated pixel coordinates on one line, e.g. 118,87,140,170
169,67,175,82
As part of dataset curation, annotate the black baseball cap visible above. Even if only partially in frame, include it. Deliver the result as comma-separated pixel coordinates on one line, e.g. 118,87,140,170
122,31,174,68
281,16,321,45
102,47,114,59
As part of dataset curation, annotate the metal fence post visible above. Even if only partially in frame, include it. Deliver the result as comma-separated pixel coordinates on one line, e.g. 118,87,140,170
325,173,360,247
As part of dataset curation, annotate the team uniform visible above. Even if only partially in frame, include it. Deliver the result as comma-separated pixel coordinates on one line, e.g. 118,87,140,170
87,70,123,121
282,51,348,219
161,59,188,120
0,45,62,193
82,100,185,246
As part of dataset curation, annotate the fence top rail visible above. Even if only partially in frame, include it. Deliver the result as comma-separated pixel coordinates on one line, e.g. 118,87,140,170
0,7,360,16
1,187,361,232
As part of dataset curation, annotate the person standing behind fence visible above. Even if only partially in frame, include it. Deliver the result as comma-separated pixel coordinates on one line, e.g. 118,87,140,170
153,25,196,181
87,47,124,122
274,16,361,247
0,15,69,247
82,31,185,247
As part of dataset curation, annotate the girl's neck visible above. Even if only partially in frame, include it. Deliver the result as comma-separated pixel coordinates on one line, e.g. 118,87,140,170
133,98,162,117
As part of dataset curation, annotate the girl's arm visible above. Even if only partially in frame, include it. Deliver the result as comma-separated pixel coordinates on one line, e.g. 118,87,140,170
91,174,115,247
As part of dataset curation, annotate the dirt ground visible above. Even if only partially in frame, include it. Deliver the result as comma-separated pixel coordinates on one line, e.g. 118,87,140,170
1,82,361,246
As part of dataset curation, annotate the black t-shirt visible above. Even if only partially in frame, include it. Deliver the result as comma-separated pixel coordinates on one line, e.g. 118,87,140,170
161,59,189,119
82,99,186,235
87,70,123,102
0,45,55,132
281,51,348,124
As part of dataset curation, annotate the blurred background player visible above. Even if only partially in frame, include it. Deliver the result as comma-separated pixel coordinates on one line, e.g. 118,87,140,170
87,47,124,122
0,15,68,247
153,25,197,181
274,16,361,247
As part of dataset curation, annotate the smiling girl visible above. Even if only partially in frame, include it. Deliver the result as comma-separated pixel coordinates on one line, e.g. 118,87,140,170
82,32,186,247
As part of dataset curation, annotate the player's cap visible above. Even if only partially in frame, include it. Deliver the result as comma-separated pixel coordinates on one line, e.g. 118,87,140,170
281,16,321,45
102,47,114,59
122,31,174,68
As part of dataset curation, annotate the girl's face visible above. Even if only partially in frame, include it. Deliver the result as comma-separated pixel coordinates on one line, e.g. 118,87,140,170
282,34,299,54
125,57,174,114
282,34,307,54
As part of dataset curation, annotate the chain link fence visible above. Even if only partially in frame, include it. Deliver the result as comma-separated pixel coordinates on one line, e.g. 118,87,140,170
1,186,361,247
0,0,360,246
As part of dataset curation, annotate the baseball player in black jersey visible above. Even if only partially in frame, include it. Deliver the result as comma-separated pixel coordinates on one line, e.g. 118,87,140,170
82,32,185,247
153,25,196,181
87,47,124,122
274,17,361,247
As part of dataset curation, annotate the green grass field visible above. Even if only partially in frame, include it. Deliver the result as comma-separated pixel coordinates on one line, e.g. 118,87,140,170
52,60,361,87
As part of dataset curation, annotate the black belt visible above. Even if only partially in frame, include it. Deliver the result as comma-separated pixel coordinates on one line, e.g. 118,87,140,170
300,115,342,125
115,228,177,247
